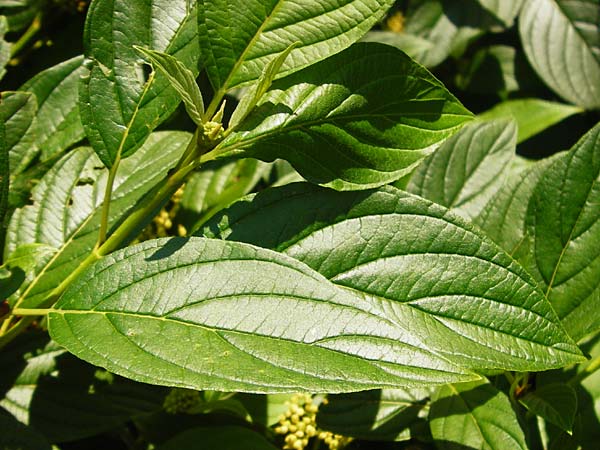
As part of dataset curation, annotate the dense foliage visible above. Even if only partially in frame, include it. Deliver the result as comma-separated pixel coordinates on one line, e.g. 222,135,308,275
1,1,599,449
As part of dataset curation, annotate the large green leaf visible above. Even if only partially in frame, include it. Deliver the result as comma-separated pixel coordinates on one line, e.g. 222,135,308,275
157,426,279,450
317,388,430,441
479,99,583,143
429,379,527,450
520,0,600,109
0,91,37,175
48,236,477,393
475,156,558,257
520,383,578,433
80,0,199,167
198,0,394,94
476,0,524,27
0,332,165,442
202,183,584,371
0,96,8,244
0,15,10,81
18,55,86,166
5,131,190,309
216,43,473,190
523,123,600,341
407,118,516,219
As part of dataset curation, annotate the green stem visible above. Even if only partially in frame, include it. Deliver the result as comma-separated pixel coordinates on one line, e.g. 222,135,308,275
9,12,43,59
568,354,600,386
12,308,51,316
96,154,121,247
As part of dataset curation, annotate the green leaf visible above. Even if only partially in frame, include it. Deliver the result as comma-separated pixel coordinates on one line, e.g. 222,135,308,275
360,31,434,62
521,383,578,433
0,94,8,243
520,0,600,109
5,131,190,309
48,236,478,393
157,426,279,450
0,332,166,442
407,119,517,219
1,244,56,303
0,16,10,81
229,42,299,131
476,0,524,27
198,0,394,93
17,55,86,165
202,183,585,371
317,388,430,441
479,99,583,143
237,393,290,426
134,46,204,126
0,91,37,175
80,0,199,167
180,158,270,232
0,0,42,31
429,379,528,450
475,156,559,256
216,43,473,190
522,123,600,341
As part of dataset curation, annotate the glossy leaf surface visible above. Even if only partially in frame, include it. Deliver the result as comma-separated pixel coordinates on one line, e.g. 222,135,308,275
317,388,430,441
203,183,584,371
407,118,516,219
429,379,527,450
520,0,600,108
48,237,477,393
524,123,600,341
218,43,473,190
18,55,86,165
6,131,190,308
479,99,583,143
80,0,199,167
1,91,36,175
0,332,165,442
198,0,394,93
520,383,577,433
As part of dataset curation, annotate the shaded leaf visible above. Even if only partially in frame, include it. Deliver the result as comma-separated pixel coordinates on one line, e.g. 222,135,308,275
479,99,583,143
0,15,10,81
217,43,473,190
520,0,600,109
429,379,527,450
157,426,279,450
1,244,56,303
523,123,600,341
317,388,430,441
521,383,577,433
6,131,191,309
198,0,394,93
0,332,165,442
0,91,37,175
407,118,517,219
48,236,477,393
134,46,204,126
202,183,584,371
0,409,51,450
80,0,199,167
476,0,524,27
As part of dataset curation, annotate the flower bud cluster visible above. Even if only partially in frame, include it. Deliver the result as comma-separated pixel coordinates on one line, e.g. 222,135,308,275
136,186,187,241
274,394,351,450
163,388,201,414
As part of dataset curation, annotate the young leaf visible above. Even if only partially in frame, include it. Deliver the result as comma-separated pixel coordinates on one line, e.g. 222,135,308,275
523,122,600,341
6,131,191,309
429,379,528,450
0,332,166,442
216,43,473,190
134,46,204,126
0,91,37,175
520,383,578,434
202,183,585,371
407,118,517,219
520,0,600,109
48,237,478,394
157,426,279,450
228,42,299,131
317,388,431,441
198,0,394,94
17,55,86,165
80,0,199,167
479,99,583,143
